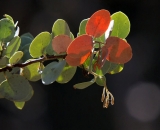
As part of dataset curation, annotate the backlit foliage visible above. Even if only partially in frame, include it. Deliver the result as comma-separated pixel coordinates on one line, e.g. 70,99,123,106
0,9,132,109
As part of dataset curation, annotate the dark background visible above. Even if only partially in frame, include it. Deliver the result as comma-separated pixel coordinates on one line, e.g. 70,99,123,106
0,0,160,130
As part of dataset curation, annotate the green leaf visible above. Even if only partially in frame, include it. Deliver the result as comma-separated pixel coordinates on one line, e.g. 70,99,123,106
2,36,21,58
41,60,66,85
45,41,56,55
0,56,8,68
21,44,32,62
0,74,33,101
109,64,124,74
9,51,23,65
19,35,33,50
21,33,34,39
111,11,130,39
70,32,74,40
78,19,88,36
73,79,95,89
4,14,14,24
29,32,51,58
96,76,106,86
21,60,43,81
94,34,105,48
0,72,5,83
52,19,70,37
101,60,119,74
0,18,15,42
14,101,25,110
56,64,77,83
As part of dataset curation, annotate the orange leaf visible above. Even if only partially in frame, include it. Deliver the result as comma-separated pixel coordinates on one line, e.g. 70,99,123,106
105,37,132,64
66,53,91,66
67,34,93,57
86,9,111,38
52,35,72,54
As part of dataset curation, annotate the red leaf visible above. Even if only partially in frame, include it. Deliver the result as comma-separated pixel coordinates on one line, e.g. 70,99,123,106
52,35,72,54
66,53,91,66
67,34,93,57
86,9,111,38
105,37,132,63
66,35,93,66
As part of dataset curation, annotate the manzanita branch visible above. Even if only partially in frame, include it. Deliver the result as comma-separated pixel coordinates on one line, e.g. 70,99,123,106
0,54,67,72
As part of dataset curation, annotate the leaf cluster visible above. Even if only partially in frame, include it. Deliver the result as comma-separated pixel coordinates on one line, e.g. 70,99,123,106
0,10,132,109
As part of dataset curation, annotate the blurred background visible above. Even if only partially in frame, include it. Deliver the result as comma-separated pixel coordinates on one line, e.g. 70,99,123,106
0,0,160,130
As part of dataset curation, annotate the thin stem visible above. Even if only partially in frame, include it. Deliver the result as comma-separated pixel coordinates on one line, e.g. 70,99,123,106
0,54,67,72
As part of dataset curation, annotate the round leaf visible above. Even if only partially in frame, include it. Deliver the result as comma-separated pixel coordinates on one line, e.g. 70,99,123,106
111,11,130,39
86,9,111,38
0,74,33,101
52,35,72,54
9,51,23,65
19,35,33,50
29,32,51,58
21,61,43,81
2,36,21,58
56,64,77,83
21,44,32,62
78,18,88,36
106,37,132,64
0,18,15,42
21,33,34,39
41,60,66,85
4,14,14,24
52,19,70,37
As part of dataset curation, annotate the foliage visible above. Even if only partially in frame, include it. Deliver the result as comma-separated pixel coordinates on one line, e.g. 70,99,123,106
0,9,132,109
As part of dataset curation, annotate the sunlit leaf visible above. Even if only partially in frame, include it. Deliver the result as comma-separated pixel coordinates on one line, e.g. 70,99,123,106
2,36,21,58
96,76,106,86
111,11,130,39
106,36,132,63
70,32,74,40
56,63,77,83
9,51,23,65
105,20,114,39
0,74,33,101
73,79,95,89
78,18,88,36
52,35,72,54
14,101,25,110
86,9,111,38
109,64,124,74
66,35,93,66
29,32,51,58
0,18,15,42
21,60,43,81
4,14,14,24
41,60,66,85
52,19,70,37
